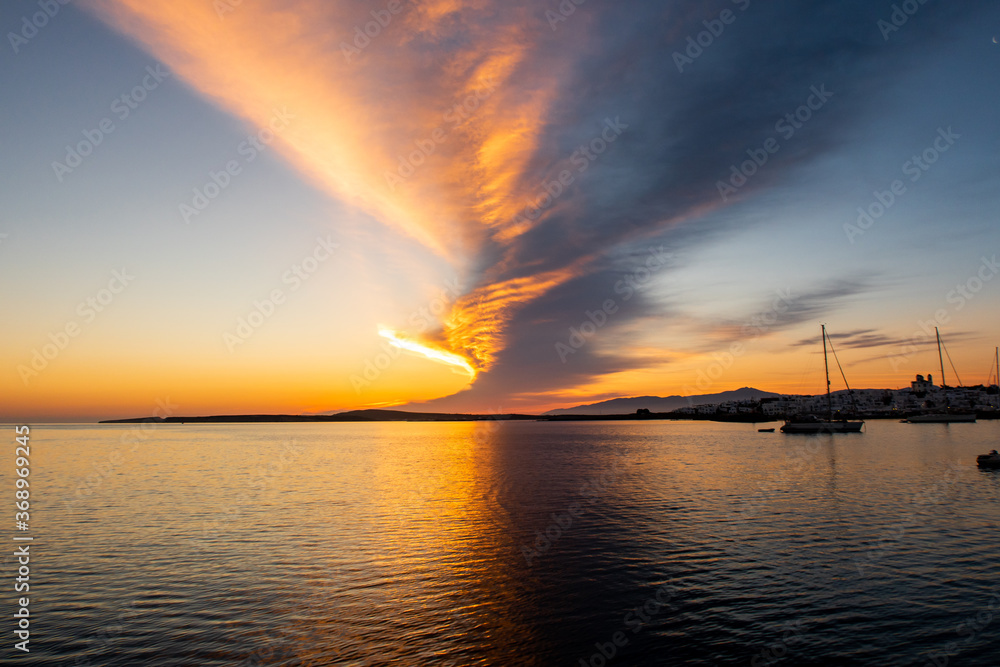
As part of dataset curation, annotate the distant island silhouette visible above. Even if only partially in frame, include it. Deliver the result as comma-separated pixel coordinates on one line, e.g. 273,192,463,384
99,382,1000,424
99,409,536,424
99,388,775,423
543,386,779,415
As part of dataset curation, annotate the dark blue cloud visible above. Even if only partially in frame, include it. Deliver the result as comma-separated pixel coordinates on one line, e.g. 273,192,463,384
415,0,1000,410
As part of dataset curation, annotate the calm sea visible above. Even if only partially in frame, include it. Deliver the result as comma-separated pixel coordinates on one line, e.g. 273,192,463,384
4,420,1000,665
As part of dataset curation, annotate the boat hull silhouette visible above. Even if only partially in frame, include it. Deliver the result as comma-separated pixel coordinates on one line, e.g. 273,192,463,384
780,419,863,434
977,452,1000,469
905,413,976,423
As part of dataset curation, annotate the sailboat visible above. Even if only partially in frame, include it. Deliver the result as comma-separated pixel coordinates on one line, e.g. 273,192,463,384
905,328,976,423
990,346,1000,412
780,325,865,434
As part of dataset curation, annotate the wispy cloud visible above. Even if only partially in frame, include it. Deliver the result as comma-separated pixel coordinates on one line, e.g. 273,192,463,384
80,0,991,408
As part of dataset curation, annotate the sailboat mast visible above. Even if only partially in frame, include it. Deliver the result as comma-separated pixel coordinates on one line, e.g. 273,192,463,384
822,324,832,420
935,327,946,389
995,346,999,409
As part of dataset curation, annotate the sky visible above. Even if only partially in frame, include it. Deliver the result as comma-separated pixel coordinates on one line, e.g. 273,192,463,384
1,0,999,421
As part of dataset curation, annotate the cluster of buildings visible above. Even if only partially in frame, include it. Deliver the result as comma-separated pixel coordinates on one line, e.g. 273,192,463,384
674,374,1000,419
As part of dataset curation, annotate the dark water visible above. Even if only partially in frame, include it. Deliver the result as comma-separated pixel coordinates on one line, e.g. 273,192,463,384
5,420,1000,665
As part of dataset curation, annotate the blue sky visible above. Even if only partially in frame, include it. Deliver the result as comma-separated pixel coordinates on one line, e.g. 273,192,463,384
2,0,999,420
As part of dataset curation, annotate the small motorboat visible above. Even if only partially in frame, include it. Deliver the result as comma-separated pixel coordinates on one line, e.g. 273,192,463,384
758,428,775,432
977,450,1000,469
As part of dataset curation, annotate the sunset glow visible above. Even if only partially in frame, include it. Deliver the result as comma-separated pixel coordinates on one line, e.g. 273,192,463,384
378,327,476,379
1,1,998,421
8,4,1000,665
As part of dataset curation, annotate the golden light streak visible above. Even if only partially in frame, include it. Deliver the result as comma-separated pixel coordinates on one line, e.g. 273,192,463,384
443,255,599,370
78,0,626,401
379,327,477,378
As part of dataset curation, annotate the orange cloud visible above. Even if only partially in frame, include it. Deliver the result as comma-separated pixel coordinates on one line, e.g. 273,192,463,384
80,0,590,386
